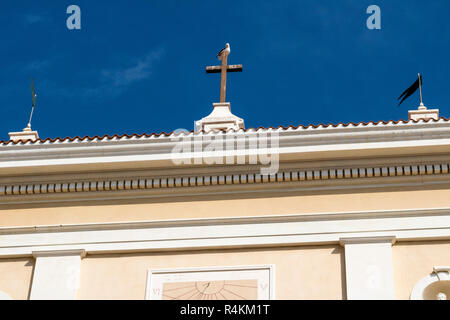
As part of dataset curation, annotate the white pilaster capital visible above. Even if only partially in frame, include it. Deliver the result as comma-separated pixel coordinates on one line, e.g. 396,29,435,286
339,236,396,247
32,249,86,259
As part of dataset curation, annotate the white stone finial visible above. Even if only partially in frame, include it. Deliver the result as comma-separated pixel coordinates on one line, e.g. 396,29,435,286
195,102,244,132
408,103,439,121
418,102,427,110
8,125,39,143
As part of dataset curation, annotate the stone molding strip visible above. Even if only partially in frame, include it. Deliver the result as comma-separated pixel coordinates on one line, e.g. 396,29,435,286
1,162,449,196
0,207,449,258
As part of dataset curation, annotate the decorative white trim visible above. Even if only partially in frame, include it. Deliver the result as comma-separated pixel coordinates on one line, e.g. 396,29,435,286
410,267,450,300
0,162,449,198
146,265,274,300
0,207,449,258
1,207,448,234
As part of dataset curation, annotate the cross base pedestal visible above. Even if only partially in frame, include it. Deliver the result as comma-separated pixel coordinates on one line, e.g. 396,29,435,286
195,102,245,132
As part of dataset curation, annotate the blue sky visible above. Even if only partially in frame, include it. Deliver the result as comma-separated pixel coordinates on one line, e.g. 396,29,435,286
0,0,449,140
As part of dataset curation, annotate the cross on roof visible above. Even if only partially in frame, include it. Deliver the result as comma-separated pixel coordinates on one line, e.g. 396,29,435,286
206,43,243,103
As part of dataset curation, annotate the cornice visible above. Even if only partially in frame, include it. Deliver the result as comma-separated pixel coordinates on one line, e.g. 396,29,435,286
1,119,450,175
0,161,449,204
1,119,450,203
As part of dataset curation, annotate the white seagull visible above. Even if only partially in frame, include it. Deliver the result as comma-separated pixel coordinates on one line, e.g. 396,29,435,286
216,43,230,60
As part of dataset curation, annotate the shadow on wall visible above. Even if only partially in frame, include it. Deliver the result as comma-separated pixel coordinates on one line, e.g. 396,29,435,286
332,246,347,300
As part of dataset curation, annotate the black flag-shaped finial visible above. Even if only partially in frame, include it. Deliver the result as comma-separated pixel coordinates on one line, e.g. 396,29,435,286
31,77,37,107
398,74,422,106
28,77,37,128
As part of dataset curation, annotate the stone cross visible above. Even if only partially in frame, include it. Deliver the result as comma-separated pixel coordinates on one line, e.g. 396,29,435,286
206,46,242,103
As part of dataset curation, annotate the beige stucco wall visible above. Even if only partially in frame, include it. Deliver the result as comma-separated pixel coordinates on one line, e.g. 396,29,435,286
1,185,449,300
393,240,450,300
77,245,345,300
1,186,450,227
0,258,34,300
1,240,449,300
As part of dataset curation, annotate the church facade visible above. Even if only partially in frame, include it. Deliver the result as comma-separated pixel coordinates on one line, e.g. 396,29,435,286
0,97,449,300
